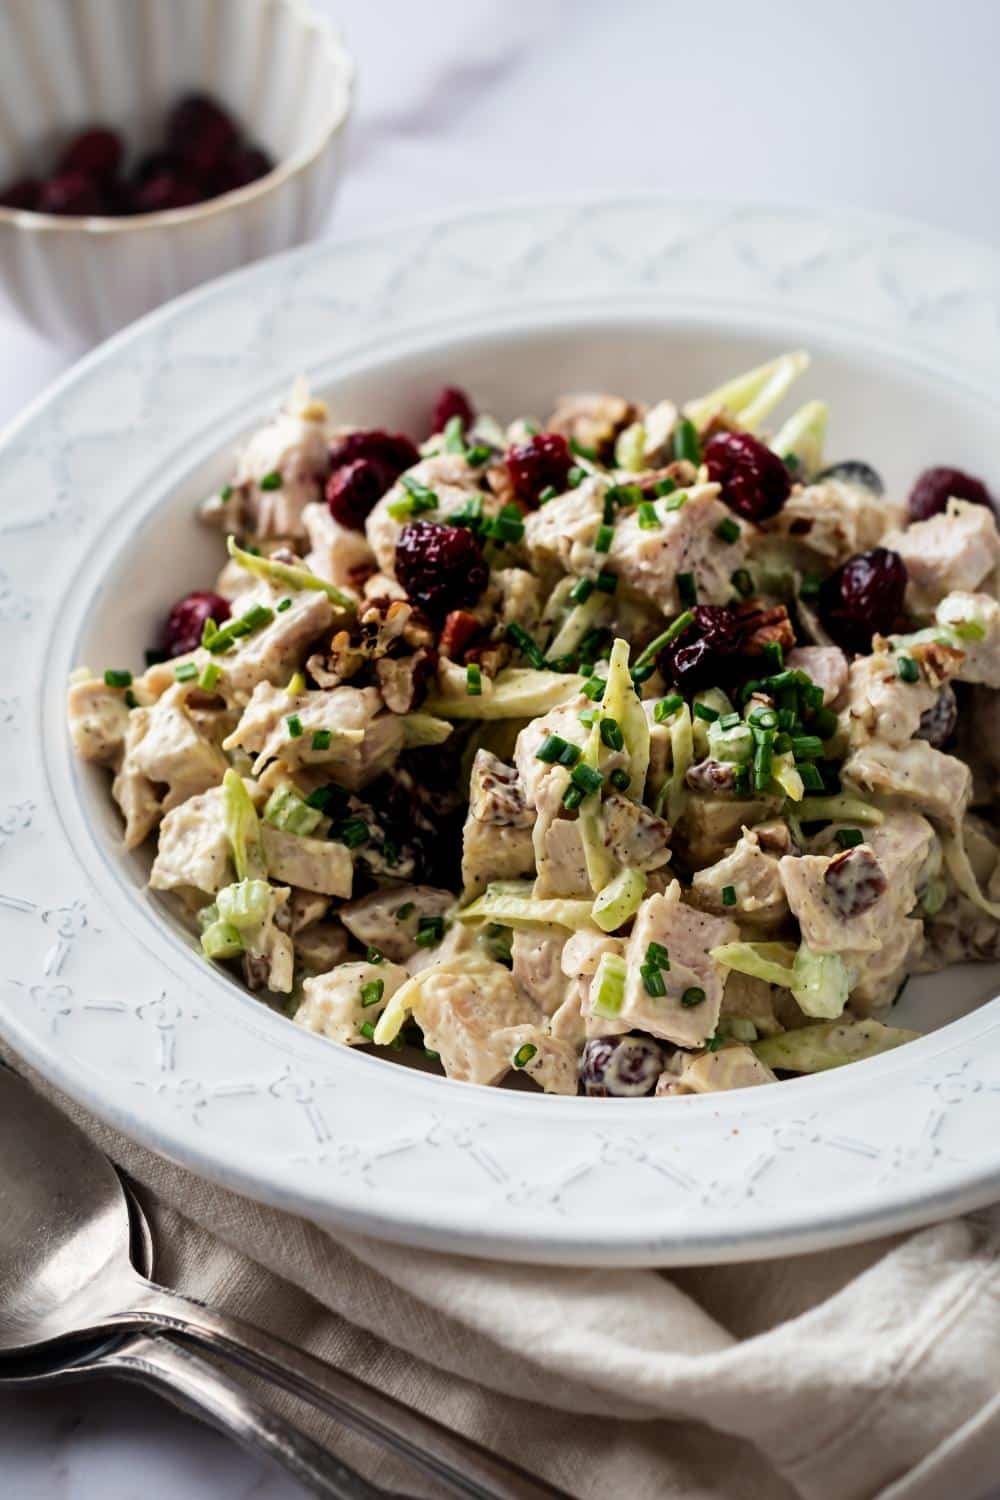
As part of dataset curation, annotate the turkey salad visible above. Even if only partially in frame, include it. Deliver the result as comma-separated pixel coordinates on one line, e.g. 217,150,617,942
68,355,1000,1098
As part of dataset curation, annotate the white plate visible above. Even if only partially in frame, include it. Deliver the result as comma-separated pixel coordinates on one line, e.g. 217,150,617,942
2,197,1000,1267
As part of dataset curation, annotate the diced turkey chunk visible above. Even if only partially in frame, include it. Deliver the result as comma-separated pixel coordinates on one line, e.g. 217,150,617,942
780,810,933,955
67,676,131,766
461,818,535,900
936,592,1000,688
600,793,672,871
295,921,350,975
560,929,624,978
287,888,329,933
493,1024,579,1095
609,483,747,611
679,792,782,869
302,501,375,590
261,824,353,898
514,701,589,808
493,568,542,632
657,1044,777,1096
216,584,335,705
224,683,402,788
468,750,532,826
841,740,971,828
522,478,605,578
295,959,408,1046
150,785,232,899
409,960,542,1085
845,650,938,747
785,646,848,706
366,453,487,573
771,477,902,564
230,405,331,540
721,971,783,1038
848,918,924,1015
242,884,295,994
887,499,1000,617
338,885,454,962
112,684,228,848
691,829,787,930
536,816,590,897
590,881,736,1047
512,928,569,1015
546,392,636,459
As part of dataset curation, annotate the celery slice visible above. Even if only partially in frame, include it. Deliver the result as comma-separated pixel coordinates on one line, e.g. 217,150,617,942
770,400,828,477
216,878,272,932
457,881,595,931
200,920,244,961
753,1019,918,1073
591,951,628,1017
593,868,647,933
222,768,265,881
602,638,649,800
424,668,584,720
684,351,810,434
791,947,849,1020
226,535,355,611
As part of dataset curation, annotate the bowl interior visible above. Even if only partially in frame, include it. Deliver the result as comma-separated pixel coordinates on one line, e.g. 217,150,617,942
0,0,346,183
68,313,1000,1064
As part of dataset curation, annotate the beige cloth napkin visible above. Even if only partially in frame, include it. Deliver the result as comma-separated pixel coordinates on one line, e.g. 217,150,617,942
6,1041,999,1500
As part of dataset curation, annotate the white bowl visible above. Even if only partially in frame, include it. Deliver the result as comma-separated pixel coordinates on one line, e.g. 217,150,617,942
2,197,1000,1266
0,0,353,347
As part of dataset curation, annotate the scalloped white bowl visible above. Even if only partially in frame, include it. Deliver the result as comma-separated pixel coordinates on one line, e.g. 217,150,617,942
0,0,353,347
2,197,1000,1265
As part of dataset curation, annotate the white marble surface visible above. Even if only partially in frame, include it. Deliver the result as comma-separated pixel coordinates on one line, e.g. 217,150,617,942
4,0,1000,1493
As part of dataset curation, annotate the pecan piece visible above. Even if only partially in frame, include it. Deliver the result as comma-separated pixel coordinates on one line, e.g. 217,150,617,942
736,602,796,657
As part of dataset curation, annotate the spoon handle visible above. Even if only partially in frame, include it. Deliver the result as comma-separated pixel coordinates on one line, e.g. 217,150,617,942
95,1330,402,1500
128,1284,565,1500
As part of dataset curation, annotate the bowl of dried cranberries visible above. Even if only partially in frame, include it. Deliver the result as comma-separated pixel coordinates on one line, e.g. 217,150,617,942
0,0,354,347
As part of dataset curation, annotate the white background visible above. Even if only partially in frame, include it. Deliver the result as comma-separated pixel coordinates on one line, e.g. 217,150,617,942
3,0,999,1494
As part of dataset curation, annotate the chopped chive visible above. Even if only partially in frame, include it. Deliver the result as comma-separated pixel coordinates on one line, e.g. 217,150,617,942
799,573,822,601
485,504,525,544
513,1042,538,1068
599,716,624,751
721,885,737,907
802,681,825,711
897,654,920,683
633,610,695,673
641,964,667,998
733,764,750,794
359,1021,376,1042
602,494,616,525
311,728,332,751
645,941,670,968
773,731,792,756
791,734,823,759
305,784,346,814
286,714,303,739
677,571,697,606
174,661,198,682
813,706,839,739
380,836,400,867
506,622,546,668
220,484,233,502
654,694,684,722
330,816,369,849
664,490,688,512
125,690,138,709
570,437,598,460
360,978,385,1007
259,470,283,491
366,946,384,964
569,576,594,604
570,763,604,796
594,570,618,594
653,477,677,498
715,516,741,544
837,828,865,849
466,444,492,467
558,741,582,766
582,676,606,701
693,702,719,723
749,706,778,730
796,762,825,791
562,785,585,810
466,663,482,696
144,648,166,668
637,501,661,530
567,465,585,487
538,484,558,504
681,986,706,1008
731,568,754,599
609,767,631,791
103,669,132,689
448,494,484,530
442,415,466,452
630,664,654,685
777,707,796,731
275,597,292,614
536,733,571,764
396,902,415,920
594,523,614,554
719,711,740,729
578,708,598,727
705,1031,723,1052
672,418,701,465
416,915,445,948
201,616,218,646
752,731,774,791
424,1047,441,1060
762,641,784,671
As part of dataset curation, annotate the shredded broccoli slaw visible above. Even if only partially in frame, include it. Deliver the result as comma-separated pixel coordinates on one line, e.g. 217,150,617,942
66,351,999,1101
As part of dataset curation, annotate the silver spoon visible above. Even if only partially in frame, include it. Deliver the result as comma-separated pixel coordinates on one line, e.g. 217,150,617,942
0,1068,562,1500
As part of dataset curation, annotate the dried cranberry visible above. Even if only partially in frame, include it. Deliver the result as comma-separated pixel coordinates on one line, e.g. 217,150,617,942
328,430,420,499
167,94,239,178
657,604,745,691
0,177,40,210
430,386,475,435
824,846,886,918
907,466,993,523
133,171,203,213
506,432,572,505
685,759,738,795
132,151,181,186
327,458,386,531
37,171,105,216
579,1036,663,1097
817,547,907,655
704,431,791,521
216,145,274,192
57,128,123,184
395,521,488,621
161,591,231,658
916,684,958,747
